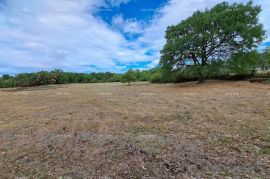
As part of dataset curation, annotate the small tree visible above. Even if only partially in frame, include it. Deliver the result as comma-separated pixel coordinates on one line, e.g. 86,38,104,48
121,70,136,86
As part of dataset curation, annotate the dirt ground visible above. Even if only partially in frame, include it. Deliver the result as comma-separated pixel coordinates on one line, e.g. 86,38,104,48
0,81,269,178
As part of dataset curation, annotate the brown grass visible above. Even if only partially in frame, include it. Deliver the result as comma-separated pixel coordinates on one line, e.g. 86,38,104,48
0,81,270,178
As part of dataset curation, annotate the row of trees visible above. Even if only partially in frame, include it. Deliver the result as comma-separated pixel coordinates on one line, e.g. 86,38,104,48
0,48,269,88
0,69,154,88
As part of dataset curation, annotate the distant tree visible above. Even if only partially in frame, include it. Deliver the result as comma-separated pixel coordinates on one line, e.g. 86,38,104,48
160,1,265,81
2,74,13,80
121,70,137,86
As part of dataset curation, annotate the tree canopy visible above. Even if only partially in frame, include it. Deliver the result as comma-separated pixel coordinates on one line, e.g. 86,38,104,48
121,69,137,86
160,1,265,70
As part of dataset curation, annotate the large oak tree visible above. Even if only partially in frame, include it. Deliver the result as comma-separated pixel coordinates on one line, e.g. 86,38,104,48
160,1,265,72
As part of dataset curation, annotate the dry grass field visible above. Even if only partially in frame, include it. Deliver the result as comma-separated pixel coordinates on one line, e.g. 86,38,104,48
0,81,269,178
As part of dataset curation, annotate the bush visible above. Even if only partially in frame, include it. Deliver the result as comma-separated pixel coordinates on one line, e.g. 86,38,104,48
150,70,163,83
228,51,260,78
172,70,198,83
0,79,17,88
204,61,230,79
254,71,270,78
121,70,137,85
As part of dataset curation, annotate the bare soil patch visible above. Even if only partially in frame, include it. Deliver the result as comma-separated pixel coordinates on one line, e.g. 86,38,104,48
0,81,269,178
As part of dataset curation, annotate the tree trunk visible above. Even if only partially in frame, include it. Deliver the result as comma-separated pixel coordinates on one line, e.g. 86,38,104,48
198,71,204,83
199,57,206,83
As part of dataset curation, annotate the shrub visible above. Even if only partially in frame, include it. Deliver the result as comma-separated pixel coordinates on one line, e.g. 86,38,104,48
150,70,163,83
121,70,137,85
204,61,230,79
254,71,270,78
0,79,17,88
228,51,260,78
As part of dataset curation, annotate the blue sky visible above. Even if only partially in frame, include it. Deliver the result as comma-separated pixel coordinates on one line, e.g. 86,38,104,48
0,0,269,75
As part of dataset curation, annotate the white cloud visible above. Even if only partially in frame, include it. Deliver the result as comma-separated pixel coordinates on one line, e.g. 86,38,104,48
0,0,151,74
112,14,145,34
0,0,269,74
139,0,269,51
107,0,132,7
258,0,270,41
133,0,270,67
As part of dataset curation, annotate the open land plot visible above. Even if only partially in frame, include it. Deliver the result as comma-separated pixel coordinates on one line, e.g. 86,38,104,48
0,81,269,178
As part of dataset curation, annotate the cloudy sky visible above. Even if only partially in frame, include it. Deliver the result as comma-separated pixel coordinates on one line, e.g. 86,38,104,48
0,0,269,74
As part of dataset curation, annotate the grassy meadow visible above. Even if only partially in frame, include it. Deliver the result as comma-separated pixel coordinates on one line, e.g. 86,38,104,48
0,81,269,178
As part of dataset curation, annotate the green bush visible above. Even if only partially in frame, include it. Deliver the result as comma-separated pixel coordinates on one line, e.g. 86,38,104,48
121,70,137,85
204,61,230,79
150,70,163,83
228,51,260,78
171,65,202,83
0,79,17,88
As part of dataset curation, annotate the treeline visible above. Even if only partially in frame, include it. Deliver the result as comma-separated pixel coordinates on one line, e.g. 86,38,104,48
1,49,269,88
0,69,154,88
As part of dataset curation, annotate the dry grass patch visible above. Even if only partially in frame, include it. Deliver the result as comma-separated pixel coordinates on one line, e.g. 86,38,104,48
0,81,269,178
